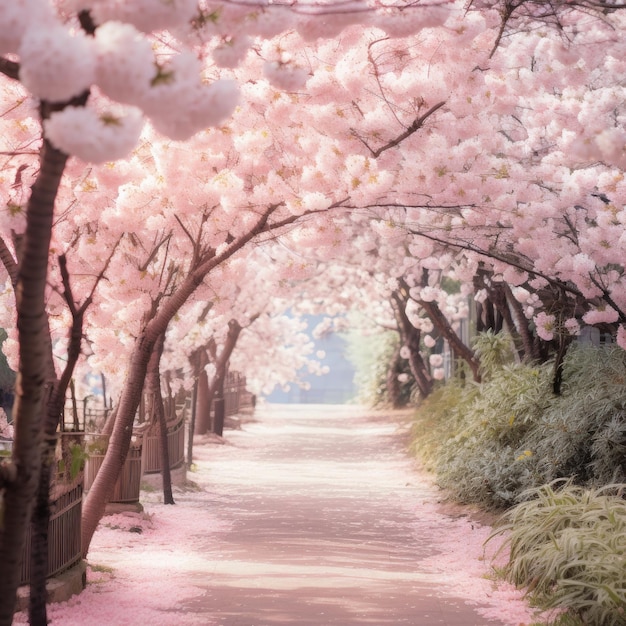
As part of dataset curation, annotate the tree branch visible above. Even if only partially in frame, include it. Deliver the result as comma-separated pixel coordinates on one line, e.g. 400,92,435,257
0,57,19,81
0,237,18,288
354,101,446,158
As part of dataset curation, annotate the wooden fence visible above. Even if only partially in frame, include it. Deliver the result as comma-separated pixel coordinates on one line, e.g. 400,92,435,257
84,440,143,504
19,483,83,586
142,414,186,474
61,404,111,433
224,371,254,416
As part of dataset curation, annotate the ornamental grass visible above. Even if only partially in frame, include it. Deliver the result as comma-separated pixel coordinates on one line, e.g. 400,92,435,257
490,481,626,626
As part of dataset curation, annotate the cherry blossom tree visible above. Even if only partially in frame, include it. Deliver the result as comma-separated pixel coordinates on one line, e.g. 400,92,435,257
1,1,625,624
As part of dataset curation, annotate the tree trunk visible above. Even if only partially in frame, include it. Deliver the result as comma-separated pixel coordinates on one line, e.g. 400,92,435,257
207,320,242,435
504,284,540,362
146,333,174,505
385,343,404,409
0,140,68,626
81,332,152,557
81,269,211,554
418,299,481,382
187,379,198,468
390,290,433,399
194,351,211,435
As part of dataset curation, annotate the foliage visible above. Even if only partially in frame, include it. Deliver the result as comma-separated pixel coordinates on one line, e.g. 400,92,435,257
473,331,518,379
412,338,626,509
490,481,626,626
344,324,414,407
524,344,626,487
86,437,108,456
410,375,480,470
57,443,88,483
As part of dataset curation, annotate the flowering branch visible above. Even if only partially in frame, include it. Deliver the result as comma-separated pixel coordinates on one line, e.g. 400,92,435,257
352,101,446,158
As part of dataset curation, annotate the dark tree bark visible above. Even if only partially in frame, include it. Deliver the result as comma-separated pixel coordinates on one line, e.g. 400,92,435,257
187,378,198,468
207,320,243,435
408,272,481,383
146,333,174,505
194,349,211,435
385,343,404,409
390,290,433,399
0,139,68,626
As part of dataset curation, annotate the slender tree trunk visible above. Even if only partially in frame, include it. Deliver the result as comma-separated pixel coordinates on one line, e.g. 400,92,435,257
194,351,211,435
81,270,210,554
146,333,174,504
0,140,68,626
385,343,404,409
504,284,540,361
390,290,433,399
187,379,198,468
206,320,243,435
81,332,153,557
418,299,481,382
28,388,54,626
30,287,87,625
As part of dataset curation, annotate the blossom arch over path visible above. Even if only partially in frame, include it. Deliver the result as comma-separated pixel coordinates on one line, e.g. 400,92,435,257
1,0,625,623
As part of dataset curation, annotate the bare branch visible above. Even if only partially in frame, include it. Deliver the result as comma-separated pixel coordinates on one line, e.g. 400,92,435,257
58,255,78,317
0,237,18,288
174,214,196,247
366,38,405,129
137,232,172,273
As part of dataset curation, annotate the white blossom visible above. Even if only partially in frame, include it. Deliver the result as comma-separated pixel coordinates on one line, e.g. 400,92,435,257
148,78,240,141
423,335,436,348
0,0,54,54
263,61,309,92
429,354,444,367
44,104,144,164
19,23,96,102
94,22,157,106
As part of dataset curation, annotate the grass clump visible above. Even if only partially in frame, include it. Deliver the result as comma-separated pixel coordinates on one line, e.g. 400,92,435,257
490,481,626,625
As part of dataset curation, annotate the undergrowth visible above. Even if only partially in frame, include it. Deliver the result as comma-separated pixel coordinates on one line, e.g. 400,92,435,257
490,481,626,625
411,335,626,625
412,338,626,509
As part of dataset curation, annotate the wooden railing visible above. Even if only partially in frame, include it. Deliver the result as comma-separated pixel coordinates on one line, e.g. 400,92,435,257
142,415,185,474
61,404,111,433
223,371,254,416
19,483,83,586
84,438,143,504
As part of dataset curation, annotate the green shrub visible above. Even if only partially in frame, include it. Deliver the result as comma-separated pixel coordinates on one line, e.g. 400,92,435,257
419,358,553,508
525,344,626,487
412,339,626,509
490,481,626,626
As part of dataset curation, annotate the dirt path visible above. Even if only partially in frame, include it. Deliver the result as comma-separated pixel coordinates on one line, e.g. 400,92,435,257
180,404,516,626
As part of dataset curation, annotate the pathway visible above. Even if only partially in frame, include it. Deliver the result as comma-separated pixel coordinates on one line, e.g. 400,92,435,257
180,404,515,626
